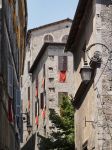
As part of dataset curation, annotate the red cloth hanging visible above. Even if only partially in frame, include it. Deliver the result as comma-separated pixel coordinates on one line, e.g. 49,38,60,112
8,99,13,122
59,71,66,82
42,78,45,88
28,100,30,111
35,116,38,125
42,109,45,119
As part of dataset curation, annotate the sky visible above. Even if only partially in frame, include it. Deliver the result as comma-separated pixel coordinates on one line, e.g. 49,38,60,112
27,0,79,29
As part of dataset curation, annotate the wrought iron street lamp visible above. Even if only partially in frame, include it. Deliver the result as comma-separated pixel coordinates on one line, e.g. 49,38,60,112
80,65,92,83
27,124,32,134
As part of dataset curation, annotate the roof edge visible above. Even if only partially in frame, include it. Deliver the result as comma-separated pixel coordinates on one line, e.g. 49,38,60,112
65,0,89,52
28,18,72,33
29,42,66,73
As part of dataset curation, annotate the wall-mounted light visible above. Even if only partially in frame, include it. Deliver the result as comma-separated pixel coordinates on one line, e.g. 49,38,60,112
80,65,92,83
22,112,32,134
27,124,32,134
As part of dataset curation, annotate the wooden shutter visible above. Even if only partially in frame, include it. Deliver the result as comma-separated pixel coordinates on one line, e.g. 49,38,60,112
36,77,38,88
28,87,30,100
8,64,13,99
43,64,45,77
16,89,21,117
58,56,67,71
35,101,37,117
40,93,44,109
20,76,23,88
28,61,30,72
35,77,38,97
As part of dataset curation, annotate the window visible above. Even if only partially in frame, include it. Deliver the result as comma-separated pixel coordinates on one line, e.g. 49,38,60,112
49,88,55,93
35,101,37,117
44,34,53,43
58,92,68,106
48,67,53,71
43,64,45,77
20,76,23,88
49,78,54,82
49,56,54,61
59,71,66,83
28,87,30,100
16,0,19,16
35,77,38,97
40,93,44,109
16,89,21,117
58,56,67,71
8,64,13,99
62,35,68,43
28,61,30,72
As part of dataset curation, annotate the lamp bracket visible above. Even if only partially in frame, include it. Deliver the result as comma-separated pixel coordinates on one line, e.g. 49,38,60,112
85,117,94,127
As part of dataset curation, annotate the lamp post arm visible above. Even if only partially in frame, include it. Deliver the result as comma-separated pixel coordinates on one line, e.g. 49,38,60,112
85,43,111,53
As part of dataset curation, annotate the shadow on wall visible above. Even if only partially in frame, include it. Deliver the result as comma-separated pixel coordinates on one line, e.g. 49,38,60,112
21,133,36,150
96,0,112,6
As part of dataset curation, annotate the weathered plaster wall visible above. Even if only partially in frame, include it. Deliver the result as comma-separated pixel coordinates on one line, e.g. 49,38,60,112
29,21,71,65
21,21,72,146
31,45,74,145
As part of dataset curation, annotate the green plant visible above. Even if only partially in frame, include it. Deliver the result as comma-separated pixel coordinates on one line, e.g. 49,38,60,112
40,96,75,150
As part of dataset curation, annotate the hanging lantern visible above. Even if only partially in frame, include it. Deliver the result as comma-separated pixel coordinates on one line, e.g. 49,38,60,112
80,65,92,83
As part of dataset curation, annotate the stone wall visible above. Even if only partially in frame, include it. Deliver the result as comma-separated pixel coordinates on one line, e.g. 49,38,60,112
21,20,73,148
29,21,71,65
73,0,112,149
95,1,112,149
31,44,74,149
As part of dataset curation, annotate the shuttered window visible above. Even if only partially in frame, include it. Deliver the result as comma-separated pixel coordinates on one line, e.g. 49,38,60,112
44,35,53,43
35,77,38,97
62,35,68,43
8,64,13,99
58,56,67,71
16,89,21,117
28,61,30,72
20,76,23,88
43,64,45,77
28,87,30,100
35,101,37,117
40,93,44,109
36,77,38,88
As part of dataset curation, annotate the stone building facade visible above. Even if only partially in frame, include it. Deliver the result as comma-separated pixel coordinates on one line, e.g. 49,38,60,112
21,19,75,149
66,0,112,149
0,0,27,149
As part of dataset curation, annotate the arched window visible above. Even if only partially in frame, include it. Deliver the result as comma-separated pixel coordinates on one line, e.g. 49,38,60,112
44,34,53,43
62,35,68,43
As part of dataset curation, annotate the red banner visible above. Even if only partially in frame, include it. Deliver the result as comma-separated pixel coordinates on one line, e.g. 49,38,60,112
35,116,38,125
59,71,66,82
